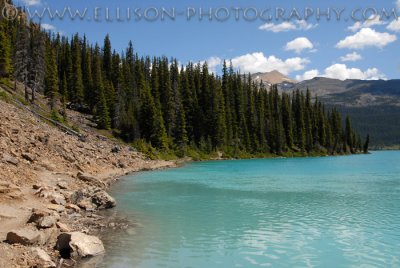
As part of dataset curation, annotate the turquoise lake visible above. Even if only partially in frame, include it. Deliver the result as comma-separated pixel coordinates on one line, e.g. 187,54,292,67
100,151,400,267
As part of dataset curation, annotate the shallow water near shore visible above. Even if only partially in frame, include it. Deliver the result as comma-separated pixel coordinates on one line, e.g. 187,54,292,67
100,151,400,268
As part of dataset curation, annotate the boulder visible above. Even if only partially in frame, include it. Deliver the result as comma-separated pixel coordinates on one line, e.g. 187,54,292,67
39,227,59,246
77,198,96,212
28,209,51,225
56,232,105,258
50,193,66,206
31,247,56,268
56,222,71,232
47,204,65,213
69,190,84,204
65,203,80,212
91,190,116,209
6,228,41,245
38,216,57,229
2,153,19,166
77,172,105,187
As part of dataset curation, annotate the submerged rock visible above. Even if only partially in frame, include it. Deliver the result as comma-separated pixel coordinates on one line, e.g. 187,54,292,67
56,232,105,258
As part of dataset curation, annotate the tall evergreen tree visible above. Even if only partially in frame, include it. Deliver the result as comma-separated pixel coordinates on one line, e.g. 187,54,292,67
0,21,12,78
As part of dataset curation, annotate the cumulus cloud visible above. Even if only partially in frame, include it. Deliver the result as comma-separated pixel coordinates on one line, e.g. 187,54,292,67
230,52,309,75
347,15,386,32
324,64,386,80
41,23,56,31
296,69,320,81
387,19,400,32
259,20,317,33
295,64,386,81
284,37,314,54
340,52,363,62
22,0,41,6
285,37,315,54
336,28,397,49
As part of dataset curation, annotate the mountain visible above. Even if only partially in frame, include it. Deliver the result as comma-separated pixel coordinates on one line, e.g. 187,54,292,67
251,70,297,85
277,77,400,147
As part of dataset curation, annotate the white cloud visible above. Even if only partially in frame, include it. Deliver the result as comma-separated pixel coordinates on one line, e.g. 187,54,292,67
296,69,320,81
340,52,363,62
323,64,386,80
397,0,400,9
296,64,386,81
259,20,317,33
230,52,309,75
41,23,56,31
22,0,41,6
387,19,400,32
203,56,222,73
336,28,397,49
285,37,314,54
347,15,386,32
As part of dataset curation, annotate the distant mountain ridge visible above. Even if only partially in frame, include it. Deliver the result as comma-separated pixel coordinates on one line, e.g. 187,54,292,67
251,70,297,85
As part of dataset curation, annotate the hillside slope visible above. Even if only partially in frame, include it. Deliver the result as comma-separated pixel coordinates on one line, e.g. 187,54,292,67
0,85,175,267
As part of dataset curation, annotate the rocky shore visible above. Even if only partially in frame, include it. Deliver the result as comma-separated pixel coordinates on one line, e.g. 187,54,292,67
0,99,176,267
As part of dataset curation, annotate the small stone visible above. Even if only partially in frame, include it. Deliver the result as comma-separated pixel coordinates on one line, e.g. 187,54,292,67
57,181,68,190
32,184,42,190
22,153,35,162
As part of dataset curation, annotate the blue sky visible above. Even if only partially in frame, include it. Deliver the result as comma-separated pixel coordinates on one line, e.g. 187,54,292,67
17,0,400,80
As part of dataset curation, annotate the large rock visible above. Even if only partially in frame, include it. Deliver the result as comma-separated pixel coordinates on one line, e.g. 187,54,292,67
56,222,71,232
69,190,84,204
39,227,59,246
6,228,41,245
47,204,65,213
56,232,105,258
77,172,105,187
91,190,116,209
77,198,96,212
50,193,66,206
38,216,57,228
28,209,57,228
2,153,18,166
31,247,56,268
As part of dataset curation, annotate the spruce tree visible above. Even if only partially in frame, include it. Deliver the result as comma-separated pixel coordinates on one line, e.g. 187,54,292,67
0,21,12,78
44,38,59,110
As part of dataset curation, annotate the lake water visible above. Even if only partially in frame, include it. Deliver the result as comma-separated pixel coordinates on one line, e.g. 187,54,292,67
100,151,400,268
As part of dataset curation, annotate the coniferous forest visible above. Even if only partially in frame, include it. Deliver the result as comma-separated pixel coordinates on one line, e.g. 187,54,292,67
0,13,368,159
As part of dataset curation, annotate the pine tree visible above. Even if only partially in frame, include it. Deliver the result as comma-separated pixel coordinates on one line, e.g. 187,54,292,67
70,34,84,105
92,44,110,129
13,20,30,99
363,134,370,154
0,21,12,78
44,37,59,110
28,26,46,103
